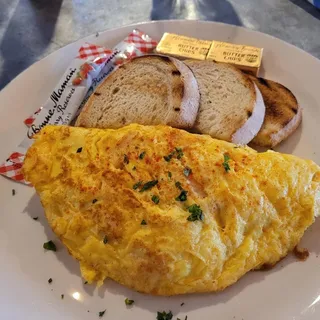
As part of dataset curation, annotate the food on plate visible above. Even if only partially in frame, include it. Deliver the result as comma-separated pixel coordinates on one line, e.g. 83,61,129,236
156,32,212,60
248,75,302,148
185,60,265,145
206,40,263,76
23,124,320,295
74,50,300,149
75,55,200,129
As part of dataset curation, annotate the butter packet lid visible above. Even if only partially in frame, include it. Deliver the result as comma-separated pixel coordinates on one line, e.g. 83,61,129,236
156,33,211,60
206,40,263,75
1,30,158,185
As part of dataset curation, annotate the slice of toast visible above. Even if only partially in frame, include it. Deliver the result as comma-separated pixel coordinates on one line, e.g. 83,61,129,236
75,55,200,129
185,60,265,145
248,76,302,148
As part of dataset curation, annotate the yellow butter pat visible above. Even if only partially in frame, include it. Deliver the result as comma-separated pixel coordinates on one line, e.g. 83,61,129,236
206,41,263,75
156,33,212,60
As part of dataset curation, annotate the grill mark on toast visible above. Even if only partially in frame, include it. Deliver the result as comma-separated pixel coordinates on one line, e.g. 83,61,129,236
177,82,184,99
172,70,181,76
157,56,170,63
257,77,271,88
267,102,282,117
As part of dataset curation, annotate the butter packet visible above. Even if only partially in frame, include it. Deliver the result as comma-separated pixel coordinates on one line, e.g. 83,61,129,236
156,33,211,60
206,41,263,76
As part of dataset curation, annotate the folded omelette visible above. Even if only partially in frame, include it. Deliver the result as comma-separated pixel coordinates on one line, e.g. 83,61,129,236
23,124,320,295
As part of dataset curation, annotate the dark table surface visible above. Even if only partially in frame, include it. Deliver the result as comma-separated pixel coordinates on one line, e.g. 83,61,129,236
0,0,319,90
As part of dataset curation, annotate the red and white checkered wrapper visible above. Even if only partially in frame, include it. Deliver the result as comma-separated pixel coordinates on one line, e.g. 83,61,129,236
0,29,158,184
0,152,29,184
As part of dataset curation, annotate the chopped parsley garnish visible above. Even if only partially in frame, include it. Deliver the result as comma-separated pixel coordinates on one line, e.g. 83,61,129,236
76,147,82,153
222,154,231,172
157,311,173,320
164,151,175,162
183,167,192,177
43,240,57,252
33,217,39,221
164,148,184,162
141,219,147,225
92,199,98,204
175,147,184,159
175,181,182,190
61,294,64,299
125,298,135,306
48,278,52,284
180,302,185,306
99,309,106,318
187,204,204,221
12,189,15,196
103,236,108,244
151,195,160,204
168,171,172,179
139,180,158,192
133,181,142,190
139,151,146,159
176,190,188,202
84,281,88,284
124,154,129,164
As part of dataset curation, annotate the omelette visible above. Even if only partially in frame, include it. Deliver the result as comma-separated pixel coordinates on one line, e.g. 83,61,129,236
22,124,320,296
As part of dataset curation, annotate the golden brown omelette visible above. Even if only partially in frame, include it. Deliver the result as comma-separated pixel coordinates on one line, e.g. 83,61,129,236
23,124,320,295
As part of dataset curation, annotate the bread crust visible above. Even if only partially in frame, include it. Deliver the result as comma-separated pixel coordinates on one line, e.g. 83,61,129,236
232,82,266,145
249,76,302,147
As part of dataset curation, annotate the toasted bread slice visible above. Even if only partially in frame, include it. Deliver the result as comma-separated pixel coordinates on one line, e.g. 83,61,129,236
75,55,200,129
248,76,302,148
185,60,265,145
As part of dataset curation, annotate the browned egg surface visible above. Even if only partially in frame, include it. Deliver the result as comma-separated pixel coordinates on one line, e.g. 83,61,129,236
23,124,320,295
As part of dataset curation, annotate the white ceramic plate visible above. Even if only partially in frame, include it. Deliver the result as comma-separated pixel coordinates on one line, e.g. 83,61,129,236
0,20,320,320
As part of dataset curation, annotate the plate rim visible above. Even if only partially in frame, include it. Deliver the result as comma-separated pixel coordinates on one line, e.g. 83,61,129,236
1,19,320,95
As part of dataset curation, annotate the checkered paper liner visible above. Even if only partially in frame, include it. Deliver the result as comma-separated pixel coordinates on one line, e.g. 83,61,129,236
123,28,158,55
0,152,29,185
1,29,158,185
77,43,113,60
